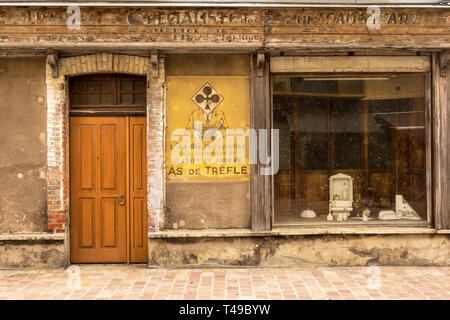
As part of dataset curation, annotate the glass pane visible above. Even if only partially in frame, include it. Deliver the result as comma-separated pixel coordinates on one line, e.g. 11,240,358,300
101,80,111,91
120,93,132,104
291,77,338,94
101,94,112,105
87,94,100,105
72,94,87,105
273,96,293,216
298,97,329,170
368,100,395,169
74,81,87,92
120,80,132,91
87,81,100,91
332,99,362,170
273,97,292,171
134,93,145,105
134,80,145,91
273,75,426,225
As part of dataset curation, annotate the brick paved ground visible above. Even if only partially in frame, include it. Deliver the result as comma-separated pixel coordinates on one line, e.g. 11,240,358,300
0,265,448,300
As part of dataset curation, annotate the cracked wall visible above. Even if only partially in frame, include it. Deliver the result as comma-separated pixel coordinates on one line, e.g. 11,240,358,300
0,241,64,268
148,234,450,267
0,57,47,233
164,54,252,230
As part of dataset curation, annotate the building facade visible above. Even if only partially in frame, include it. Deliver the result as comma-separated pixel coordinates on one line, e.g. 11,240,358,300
0,1,449,268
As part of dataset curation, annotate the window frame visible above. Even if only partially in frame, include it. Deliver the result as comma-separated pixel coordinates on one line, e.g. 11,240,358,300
69,74,147,116
269,71,432,228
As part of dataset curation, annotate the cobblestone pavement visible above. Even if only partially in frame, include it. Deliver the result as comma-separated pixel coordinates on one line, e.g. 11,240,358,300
0,265,448,300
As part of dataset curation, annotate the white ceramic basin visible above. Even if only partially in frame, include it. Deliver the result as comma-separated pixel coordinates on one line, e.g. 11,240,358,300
332,200,352,207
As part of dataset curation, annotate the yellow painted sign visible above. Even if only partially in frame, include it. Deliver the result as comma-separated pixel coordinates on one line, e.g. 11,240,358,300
166,76,250,181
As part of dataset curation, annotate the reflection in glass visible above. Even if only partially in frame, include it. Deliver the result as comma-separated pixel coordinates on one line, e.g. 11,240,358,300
134,93,145,105
120,93,132,104
101,80,111,91
120,80,132,91
101,94,112,105
87,94,99,105
134,80,146,91
87,80,100,91
273,75,426,225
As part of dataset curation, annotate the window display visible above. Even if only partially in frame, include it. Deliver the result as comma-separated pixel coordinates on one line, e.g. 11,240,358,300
273,75,427,225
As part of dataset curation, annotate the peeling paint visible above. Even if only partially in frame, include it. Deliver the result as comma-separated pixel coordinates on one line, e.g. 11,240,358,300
0,57,47,234
0,241,65,268
148,234,450,267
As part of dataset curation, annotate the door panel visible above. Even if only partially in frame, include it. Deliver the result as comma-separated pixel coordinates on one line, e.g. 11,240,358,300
80,198,95,248
129,116,148,263
70,117,127,263
101,125,117,190
80,126,95,190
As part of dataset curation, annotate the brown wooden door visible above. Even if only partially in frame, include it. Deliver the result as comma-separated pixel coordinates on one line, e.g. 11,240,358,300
70,116,148,263
129,116,148,263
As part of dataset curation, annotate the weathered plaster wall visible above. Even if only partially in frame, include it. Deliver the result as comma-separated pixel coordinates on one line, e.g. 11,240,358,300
148,234,450,267
165,55,251,229
165,182,251,229
0,241,65,268
45,52,163,233
0,57,47,233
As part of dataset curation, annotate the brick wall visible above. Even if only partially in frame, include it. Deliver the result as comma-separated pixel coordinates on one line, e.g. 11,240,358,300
147,57,166,232
45,52,165,233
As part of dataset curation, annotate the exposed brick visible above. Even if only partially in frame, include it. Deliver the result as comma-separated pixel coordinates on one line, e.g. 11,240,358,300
46,52,162,233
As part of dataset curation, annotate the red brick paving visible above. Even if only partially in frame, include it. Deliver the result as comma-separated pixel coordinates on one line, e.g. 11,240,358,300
0,265,448,300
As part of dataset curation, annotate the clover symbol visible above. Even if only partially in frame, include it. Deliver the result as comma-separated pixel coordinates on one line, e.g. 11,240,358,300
194,85,221,110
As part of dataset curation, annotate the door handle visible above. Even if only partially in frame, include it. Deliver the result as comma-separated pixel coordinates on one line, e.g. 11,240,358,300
113,194,125,206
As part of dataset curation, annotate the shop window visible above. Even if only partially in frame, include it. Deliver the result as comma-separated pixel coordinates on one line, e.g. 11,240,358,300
273,75,427,225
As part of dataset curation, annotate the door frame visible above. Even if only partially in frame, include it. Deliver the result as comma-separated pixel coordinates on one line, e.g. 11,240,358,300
44,53,166,266
67,72,149,264
69,115,148,264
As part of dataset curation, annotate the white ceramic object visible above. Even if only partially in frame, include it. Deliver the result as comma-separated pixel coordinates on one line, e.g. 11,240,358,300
395,195,421,220
327,213,333,221
300,209,317,218
379,210,400,220
329,173,353,220
332,200,351,207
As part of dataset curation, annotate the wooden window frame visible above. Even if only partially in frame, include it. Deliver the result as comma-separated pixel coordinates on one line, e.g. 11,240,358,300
69,74,147,116
270,73,431,227
262,62,436,229
251,53,272,231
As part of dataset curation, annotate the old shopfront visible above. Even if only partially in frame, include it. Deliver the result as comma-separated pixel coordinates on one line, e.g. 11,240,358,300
0,2,449,267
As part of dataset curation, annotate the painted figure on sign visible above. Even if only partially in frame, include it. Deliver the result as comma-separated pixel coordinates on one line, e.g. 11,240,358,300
187,82,229,132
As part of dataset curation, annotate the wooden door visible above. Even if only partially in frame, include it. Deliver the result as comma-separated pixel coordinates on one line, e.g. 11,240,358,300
129,117,148,263
70,116,148,263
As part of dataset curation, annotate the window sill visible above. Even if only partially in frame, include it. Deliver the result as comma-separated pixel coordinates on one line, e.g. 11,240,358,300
148,226,441,239
0,233,65,241
274,219,429,228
